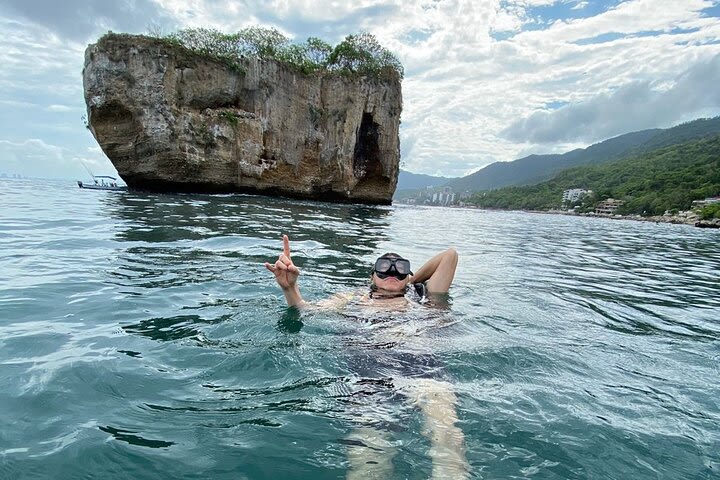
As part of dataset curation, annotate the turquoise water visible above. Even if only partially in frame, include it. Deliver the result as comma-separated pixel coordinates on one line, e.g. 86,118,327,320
1,178,719,479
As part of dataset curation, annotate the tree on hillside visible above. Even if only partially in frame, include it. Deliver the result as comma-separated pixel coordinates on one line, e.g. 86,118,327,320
156,27,403,79
236,26,290,57
304,37,333,66
167,28,240,57
327,32,404,78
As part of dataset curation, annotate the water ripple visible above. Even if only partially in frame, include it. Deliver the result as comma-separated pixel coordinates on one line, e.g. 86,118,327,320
1,179,719,478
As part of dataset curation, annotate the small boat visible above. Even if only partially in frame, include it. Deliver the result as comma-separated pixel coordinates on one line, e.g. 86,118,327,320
77,175,126,191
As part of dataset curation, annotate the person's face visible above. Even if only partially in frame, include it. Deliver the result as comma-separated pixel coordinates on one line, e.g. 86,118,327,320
372,272,411,292
371,256,412,292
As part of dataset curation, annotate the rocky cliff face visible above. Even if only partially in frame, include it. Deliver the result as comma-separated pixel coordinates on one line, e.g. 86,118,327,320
83,34,402,204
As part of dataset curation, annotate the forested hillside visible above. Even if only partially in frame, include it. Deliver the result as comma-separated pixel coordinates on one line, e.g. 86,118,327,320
448,116,720,193
469,135,720,216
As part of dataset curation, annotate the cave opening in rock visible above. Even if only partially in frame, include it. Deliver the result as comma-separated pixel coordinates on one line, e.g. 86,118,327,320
353,112,383,181
91,102,138,141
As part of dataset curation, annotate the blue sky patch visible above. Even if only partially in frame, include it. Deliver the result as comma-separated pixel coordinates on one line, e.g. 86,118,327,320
545,101,569,110
574,32,625,45
401,28,434,44
632,26,701,38
522,0,623,25
700,2,720,18
490,30,517,41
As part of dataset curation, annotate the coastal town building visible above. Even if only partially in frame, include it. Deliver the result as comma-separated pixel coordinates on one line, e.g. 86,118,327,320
595,198,624,215
562,188,592,203
691,196,720,207
395,185,458,206
432,187,455,206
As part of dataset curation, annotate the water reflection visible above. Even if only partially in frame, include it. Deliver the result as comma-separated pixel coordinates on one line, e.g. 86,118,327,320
97,191,400,364
101,191,393,284
98,425,175,449
122,313,232,342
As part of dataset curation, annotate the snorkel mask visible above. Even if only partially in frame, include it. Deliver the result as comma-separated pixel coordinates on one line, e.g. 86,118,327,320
373,254,412,280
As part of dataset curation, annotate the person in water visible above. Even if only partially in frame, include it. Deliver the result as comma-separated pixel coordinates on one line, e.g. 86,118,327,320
264,234,459,308
265,235,469,479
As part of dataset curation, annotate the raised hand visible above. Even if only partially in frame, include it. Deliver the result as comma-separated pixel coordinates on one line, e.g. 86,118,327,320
264,235,303,306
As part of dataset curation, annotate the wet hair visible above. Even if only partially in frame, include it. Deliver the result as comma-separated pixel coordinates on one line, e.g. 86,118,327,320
378,252,403,260
371,252,406,272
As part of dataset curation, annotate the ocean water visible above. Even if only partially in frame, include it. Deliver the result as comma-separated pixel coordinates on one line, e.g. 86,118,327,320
1,177,719,479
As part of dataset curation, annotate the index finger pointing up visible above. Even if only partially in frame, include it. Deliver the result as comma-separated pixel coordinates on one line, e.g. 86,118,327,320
282,234,291,258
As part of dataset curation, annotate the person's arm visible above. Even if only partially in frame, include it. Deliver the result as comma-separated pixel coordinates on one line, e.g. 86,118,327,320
313,291,358,311
411,248,458,293
264,234,305,307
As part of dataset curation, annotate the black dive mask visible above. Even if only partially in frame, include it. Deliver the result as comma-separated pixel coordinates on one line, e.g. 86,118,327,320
374,257,412,280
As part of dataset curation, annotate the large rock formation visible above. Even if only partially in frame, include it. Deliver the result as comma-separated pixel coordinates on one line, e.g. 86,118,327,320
83,34,402,204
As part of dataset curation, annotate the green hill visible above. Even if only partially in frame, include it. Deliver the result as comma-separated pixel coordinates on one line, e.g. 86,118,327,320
396,170,450,190
448,116,720,193
468,135,720,216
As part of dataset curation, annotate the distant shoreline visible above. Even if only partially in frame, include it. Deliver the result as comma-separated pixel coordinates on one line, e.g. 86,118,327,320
531,209,719,229
442,203,720,229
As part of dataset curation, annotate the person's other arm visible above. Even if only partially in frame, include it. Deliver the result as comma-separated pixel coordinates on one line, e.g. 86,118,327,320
264,234,305,307
411,248,458,293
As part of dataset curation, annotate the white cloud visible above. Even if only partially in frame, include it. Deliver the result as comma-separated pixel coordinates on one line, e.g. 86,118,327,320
492,6,528,33
0,138,116,179
1,0,720,179
1,0,175,42
46,104,74,112
513,0,717,46
503,53,720,143
0,138,63,158
0,138,65,177
391,0,720,175
0,99,37,108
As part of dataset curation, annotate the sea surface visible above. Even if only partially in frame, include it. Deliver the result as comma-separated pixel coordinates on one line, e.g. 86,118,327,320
1,178,719,479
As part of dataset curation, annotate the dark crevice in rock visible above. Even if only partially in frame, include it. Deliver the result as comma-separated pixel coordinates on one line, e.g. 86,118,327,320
188,97,238,110
353,112,382,179
91,102,139,141
352,112,386,197
238,88,257,112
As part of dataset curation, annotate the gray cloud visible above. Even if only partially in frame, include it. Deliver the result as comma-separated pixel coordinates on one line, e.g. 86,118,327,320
251,3,401,43
0,0,176,42
501,53,720,144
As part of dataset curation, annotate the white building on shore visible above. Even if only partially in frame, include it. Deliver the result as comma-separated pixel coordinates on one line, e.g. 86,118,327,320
691,196,720,207
562,188,592,203
431,187,455,206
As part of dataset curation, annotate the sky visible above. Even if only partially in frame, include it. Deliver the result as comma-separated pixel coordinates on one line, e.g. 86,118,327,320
1,0,719,180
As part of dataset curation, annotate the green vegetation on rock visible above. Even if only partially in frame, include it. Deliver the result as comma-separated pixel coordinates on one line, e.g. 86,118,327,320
219,110,240,127
469,135,720,216
145,26,403,79
700,203,720,219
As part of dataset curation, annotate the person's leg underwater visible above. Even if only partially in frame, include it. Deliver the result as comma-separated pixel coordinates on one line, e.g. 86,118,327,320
346,426,397,479
405,378,469,479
